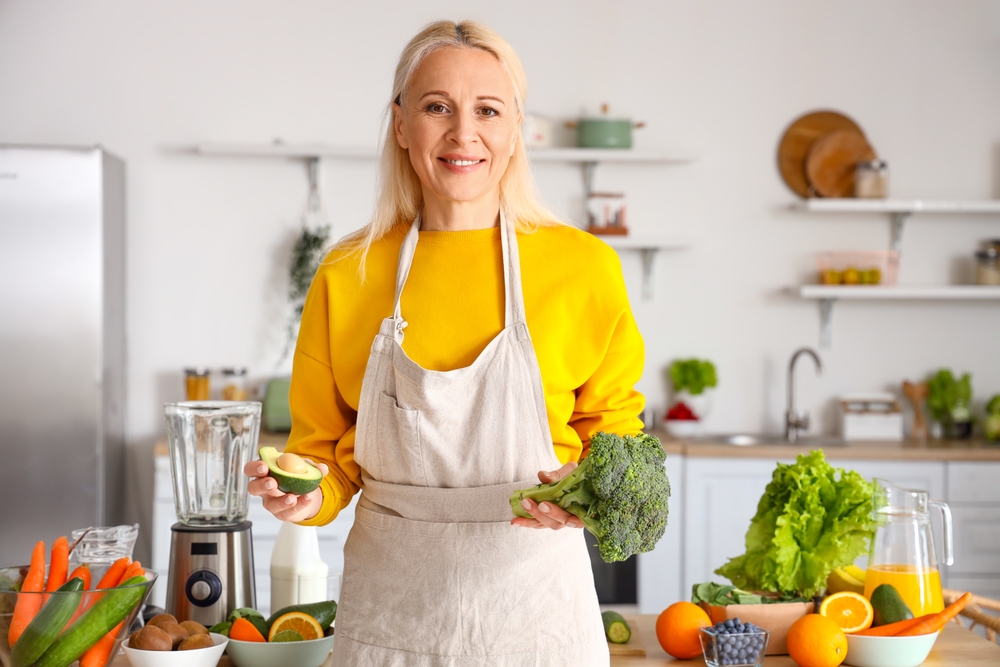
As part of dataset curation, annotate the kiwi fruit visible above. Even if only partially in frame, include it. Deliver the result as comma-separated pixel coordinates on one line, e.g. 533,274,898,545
178,633,216,651
157,621,190,650
146,613,178,628
179,620,209,636
127,629,142,648
132,624,173,651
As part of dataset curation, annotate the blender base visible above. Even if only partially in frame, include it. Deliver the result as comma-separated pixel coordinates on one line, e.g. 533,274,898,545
166,521,256,626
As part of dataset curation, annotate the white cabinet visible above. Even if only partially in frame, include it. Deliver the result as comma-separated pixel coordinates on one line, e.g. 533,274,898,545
637,453,683,613
150,454,357,614
945,463,1000,594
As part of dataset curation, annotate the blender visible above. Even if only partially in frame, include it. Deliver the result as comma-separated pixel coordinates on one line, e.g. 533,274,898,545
164,401,260,625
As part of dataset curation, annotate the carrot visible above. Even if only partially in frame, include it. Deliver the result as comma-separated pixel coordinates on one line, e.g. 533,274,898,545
79,620,123,667
853,614,931,636
45,536,69,594
64,564,93,627
897,592,973,636
8,541,46,646
94,558,130,591
117,560,143,586
79,561,146,667
230,617,266,642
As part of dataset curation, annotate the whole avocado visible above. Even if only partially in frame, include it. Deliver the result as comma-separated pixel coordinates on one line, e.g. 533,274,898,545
870,584,914,626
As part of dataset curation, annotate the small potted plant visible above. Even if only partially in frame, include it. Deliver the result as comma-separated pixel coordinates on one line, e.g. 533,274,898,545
664,358,717,437
927,369,973,439
985,395,1000,442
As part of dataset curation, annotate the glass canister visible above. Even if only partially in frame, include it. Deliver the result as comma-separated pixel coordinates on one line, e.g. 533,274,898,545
164,401,261,526
854,160,889,198
221,367,249,400
184,367,211,400
864,479,953,616
975,247,1000,285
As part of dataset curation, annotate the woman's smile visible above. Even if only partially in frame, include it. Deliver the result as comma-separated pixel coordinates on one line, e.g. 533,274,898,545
438,152,487,173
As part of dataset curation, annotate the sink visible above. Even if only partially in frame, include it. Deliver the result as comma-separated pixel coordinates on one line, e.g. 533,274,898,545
694,433,846,447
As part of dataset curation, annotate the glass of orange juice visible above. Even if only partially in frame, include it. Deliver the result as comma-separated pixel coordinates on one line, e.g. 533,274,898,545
865,479,952,616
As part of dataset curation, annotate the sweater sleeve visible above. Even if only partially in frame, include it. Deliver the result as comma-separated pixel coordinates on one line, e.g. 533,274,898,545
284,270,361,527
568,260,646,452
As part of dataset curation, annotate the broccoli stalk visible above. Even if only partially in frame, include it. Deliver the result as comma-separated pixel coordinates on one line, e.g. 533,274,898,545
510,431,671,563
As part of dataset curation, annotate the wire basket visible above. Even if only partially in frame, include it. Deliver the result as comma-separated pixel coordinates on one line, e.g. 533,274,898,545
816,251,899,286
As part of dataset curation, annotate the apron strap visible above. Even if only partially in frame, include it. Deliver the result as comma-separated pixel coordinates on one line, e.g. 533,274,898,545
390,209,527,344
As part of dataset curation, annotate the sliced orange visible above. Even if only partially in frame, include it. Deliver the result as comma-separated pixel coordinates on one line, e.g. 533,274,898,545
268,611,323,641
820,591,874,633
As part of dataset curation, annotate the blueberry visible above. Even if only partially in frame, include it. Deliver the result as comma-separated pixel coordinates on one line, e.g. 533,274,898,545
715,622,726,631
733,617,742,625
725,619,735,628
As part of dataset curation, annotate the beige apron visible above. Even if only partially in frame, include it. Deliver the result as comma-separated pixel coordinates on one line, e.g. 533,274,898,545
331,212,609,666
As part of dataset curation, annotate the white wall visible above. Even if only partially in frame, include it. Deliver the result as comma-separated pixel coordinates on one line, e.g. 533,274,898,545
2,0,1000,552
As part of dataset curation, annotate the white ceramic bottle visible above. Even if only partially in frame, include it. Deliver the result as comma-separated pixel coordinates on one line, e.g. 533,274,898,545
269,520,329,612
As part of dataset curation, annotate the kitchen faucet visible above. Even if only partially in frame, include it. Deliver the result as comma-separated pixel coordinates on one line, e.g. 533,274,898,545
786,347,823,442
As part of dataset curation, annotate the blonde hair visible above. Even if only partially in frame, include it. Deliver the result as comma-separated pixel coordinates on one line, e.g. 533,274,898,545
336,20,562,275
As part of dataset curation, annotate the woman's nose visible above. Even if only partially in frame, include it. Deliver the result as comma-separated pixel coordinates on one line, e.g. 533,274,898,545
446,109,478,146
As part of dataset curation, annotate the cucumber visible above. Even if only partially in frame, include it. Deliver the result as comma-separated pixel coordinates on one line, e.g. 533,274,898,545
601,610,631,644
34,575,147,667
10,577,85,667
870,583,914,627
266,600,338,631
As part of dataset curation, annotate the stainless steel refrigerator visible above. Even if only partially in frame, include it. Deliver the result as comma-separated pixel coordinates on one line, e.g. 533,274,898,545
0,145,126,566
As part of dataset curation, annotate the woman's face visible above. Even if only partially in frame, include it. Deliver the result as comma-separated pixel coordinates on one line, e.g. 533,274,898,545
394,46,520,209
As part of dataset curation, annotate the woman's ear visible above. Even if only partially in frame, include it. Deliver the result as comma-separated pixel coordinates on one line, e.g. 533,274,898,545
393,102,409,150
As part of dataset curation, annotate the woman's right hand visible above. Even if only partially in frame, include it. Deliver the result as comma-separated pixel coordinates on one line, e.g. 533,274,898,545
244,459,328,523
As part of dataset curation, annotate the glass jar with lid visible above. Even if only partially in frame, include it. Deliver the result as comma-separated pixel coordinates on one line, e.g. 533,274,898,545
855,160,889,198
221,367,249,401
184,367,211,401
975,247,1000,285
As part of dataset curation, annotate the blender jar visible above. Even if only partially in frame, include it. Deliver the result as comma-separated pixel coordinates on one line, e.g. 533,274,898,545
164,401,261,526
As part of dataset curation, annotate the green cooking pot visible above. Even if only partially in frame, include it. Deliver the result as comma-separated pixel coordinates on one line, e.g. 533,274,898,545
570,105,645,149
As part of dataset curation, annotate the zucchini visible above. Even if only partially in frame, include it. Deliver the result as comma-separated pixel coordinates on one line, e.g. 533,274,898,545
601,610,631,644
34,575,146,667
10,577,85,667
266,600,337,631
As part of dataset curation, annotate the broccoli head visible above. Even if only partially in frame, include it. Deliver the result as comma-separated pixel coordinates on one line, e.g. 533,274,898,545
510,431,671,562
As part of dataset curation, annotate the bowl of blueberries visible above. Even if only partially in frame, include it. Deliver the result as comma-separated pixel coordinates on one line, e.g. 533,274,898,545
699,618,770,667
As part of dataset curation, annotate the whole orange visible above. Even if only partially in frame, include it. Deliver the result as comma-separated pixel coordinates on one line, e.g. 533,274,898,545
655,601,711,659
787,614,848,667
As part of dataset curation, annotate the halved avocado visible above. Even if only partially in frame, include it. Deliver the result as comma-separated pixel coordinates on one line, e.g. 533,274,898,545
259,446,322,495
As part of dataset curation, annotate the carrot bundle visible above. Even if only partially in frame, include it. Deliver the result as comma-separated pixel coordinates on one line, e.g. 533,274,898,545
897,592,972,637
78,561,144,667
8,541,46,646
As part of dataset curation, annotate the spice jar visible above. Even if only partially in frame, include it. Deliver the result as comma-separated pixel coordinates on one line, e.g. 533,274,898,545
975,247,1000,285
221,367,249,401
854,160,889,198
184,367,211,401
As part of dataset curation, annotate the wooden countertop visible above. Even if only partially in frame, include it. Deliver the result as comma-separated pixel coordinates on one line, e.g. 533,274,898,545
153,430,1000,462
607,614,1000,665
108,615,1000,666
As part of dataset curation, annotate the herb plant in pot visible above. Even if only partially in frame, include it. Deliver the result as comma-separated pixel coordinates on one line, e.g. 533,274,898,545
664,358,716,437
927,369,973,439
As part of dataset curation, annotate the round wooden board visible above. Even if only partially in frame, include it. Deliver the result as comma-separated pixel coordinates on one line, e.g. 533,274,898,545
805,128,875,198
777,110,864,197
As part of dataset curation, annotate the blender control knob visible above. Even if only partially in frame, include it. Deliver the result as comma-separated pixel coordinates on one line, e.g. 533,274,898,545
185,570,222,608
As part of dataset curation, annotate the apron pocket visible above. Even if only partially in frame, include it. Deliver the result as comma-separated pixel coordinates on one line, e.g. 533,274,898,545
376,391,428,485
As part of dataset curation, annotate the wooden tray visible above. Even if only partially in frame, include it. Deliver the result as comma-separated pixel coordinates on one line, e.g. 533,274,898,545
607,621,646,657
805,128,876,198
777,110,864,197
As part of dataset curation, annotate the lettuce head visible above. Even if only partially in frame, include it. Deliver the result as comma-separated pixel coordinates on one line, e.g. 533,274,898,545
715,450,876,598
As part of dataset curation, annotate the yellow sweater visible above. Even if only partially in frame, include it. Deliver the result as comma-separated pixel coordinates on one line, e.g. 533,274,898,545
287,222,645,527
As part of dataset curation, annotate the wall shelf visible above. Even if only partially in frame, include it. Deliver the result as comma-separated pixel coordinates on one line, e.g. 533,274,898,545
793,285,1000,347
797,198,1000,253
598,235,695,299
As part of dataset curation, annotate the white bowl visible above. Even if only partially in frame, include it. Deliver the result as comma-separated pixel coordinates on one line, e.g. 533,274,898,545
845,632,939,667
123,632,228,667
665,419,700,438
226,634,335,667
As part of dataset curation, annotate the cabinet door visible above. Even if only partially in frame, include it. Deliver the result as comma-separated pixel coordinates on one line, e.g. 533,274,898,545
637,454,683,613
949,507,1000,575
948,463,1000,504
682,457,794,596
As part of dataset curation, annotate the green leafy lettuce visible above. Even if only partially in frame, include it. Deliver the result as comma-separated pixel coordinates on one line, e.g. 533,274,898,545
714,450,876,598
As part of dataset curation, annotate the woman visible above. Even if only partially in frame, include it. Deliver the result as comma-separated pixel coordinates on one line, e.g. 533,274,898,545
245,20,644,666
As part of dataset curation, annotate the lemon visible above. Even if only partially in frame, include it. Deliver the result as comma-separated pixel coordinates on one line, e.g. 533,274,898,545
827,567,866,595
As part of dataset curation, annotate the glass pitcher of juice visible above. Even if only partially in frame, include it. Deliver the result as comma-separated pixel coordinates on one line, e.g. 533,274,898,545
864,479,953,616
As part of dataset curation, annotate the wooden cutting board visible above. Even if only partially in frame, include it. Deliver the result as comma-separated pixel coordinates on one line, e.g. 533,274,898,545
805,128,876,198
777,110,864,197
607,622,647,657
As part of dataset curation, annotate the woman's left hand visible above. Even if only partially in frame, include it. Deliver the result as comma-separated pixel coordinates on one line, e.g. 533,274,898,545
511,462,585,531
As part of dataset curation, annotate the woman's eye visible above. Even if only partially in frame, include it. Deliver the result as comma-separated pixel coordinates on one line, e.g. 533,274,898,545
426,103,448,114
479,106,499,117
